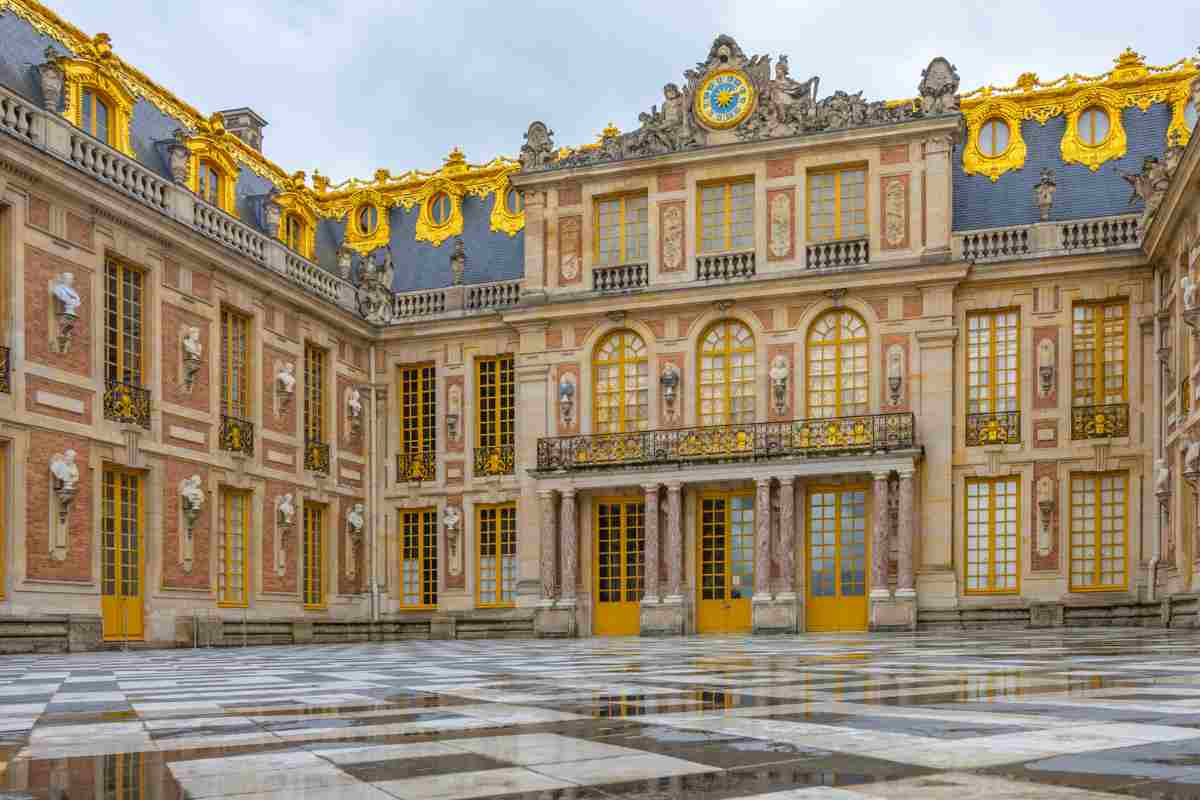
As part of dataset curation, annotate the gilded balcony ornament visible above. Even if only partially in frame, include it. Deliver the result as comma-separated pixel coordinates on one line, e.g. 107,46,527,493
304,439,330,474
475,445,515,477
219,415,254,456
397,451,435,482
1071,403,1130,440
103,380,150,429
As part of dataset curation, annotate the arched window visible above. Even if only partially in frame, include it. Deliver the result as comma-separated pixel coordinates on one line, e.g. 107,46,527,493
698,320,755,426
807,309,868,418
81,88,111,144
197,159,222,206
593,330,648,433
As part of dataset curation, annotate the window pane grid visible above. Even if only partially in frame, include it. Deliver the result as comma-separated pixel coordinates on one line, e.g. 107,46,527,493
1072,302,1126,407
967,310,1019,414
596,196,649,265
221,309,249,417
219,491,248,606
400,365,437,455
1070,473,1127,590
965,477,1019,594
305,344,326,440
808,167,867,242
593,331,648,433
302,505,324,607
101,469,140,602
477,504,517,607
806,310,868,418
105,262,143,386
699,181,754,253
400,508,438,608
477,356,515,451
699,321,756,426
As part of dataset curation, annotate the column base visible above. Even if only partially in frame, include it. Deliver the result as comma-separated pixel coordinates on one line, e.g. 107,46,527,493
869,594,917,632
660,594,684,606
535,604,577,638
640,596,661,606
752,598,798,635
774,591,798,601
640,600,684,636
537,598,557,608
752,592,774,603
556,597,577,609
894,588,916,598
869,588,892,599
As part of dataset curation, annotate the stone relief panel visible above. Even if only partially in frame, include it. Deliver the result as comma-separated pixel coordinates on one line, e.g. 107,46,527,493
558,215,582,286
881,334,910,411
1031,463,1060,572
659,201,686,274
880,174,910,251
1033,326,1059,410
766,189,795,261
444,495,465,590
445,375,465,453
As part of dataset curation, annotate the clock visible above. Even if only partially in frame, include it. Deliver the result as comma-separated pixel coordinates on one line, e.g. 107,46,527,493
694,69,755,130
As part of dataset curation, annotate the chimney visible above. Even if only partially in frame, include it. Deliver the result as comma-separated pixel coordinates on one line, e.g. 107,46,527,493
216,107,268,152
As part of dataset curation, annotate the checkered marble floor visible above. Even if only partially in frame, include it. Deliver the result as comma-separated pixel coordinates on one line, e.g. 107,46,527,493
7,631,1200,798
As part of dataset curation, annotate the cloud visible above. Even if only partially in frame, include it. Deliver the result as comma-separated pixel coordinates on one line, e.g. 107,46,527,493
46,0,1194,181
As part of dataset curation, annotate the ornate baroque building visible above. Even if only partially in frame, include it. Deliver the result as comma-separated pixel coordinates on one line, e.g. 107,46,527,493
0,2,1195,648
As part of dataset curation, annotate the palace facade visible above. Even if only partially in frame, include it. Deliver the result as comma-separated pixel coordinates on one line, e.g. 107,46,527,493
0,1,1195,649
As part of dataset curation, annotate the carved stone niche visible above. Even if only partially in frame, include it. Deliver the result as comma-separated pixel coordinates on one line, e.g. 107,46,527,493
1037,338,1056,399
447,384,463,443
50,272,81,354
444,505,463,577
274,493,295,577
179,475,205,574
886,344,904,406
48,450,79,562
1035,475,1055,557
660,363,681,423
1155,457,1172,525
346,386,364,440
558,373,576,427
345,503,365,580
274,361,296,417
181,326,203,394
769,355,790,416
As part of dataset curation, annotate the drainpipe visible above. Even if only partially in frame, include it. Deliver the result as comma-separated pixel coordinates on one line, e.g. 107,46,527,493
1149,265,1163,601
368,342,380,621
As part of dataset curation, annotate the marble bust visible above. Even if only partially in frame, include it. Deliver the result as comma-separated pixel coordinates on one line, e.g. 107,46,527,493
52,272,81,317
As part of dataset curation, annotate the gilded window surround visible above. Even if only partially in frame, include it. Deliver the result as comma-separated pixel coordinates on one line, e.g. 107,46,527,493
275,180,319,260
961,99,1027,182
337,188,390,256
185,113,239,215
53,37,135,158
960,49,1198,179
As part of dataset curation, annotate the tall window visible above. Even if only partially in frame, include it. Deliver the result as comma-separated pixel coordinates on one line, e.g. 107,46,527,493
399,364,436,480
104,261,144,387
221,308,250,419
806,309,868,418
477,503,517,607
400,508,438,608
1072,301,1126,407
219,490,249,607
283,213,312,258
698,320,755,426
967,310,1019,415
965,477,1019,594
1070,472,1127,591
198,160,222,206
595,194,648,265
808,166,866,242
81,88,111,144
304,344,326,442
593,331,648,433
699,180,754,253
302,503,325,608
477,355,514,474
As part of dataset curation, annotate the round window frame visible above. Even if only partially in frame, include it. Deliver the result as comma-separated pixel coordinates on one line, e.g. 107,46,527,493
428,192,453,227
1077,106,1113,148
356,204,379,236
977,117,1012,159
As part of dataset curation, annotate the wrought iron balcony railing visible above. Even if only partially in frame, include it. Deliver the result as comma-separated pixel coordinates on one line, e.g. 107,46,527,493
397,450,436,482
304,438,331,474
103,380,150,429
537,413,916,472
219,414,255,456
965,411,1020,446
475,445,515,477
1071,403,1130,440
0,345,9,394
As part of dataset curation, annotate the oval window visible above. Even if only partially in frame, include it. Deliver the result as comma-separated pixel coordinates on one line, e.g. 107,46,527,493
357,205,379,235
1078,107,1111,146
978,118,1010,157
505,187,523,215
429,192,452,226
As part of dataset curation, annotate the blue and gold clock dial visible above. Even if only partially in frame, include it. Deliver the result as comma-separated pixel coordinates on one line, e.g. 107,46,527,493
695,69,755,129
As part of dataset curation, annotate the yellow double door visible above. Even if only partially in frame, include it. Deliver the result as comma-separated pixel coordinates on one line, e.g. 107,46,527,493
101,468,144,641
593,499,645,635
806,485,869,632
697,493,755,634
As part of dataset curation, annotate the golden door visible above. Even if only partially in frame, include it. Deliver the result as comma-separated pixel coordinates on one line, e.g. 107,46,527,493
696,493,754,634
593,499,645,635
101,468,144,641
806,486,869,632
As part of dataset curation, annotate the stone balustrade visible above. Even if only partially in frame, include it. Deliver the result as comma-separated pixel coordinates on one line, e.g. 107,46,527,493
593,262,648,292
955,215,1141,264
806,237,870,269
465,280,521,311
697,250,755,281
393,289,447,319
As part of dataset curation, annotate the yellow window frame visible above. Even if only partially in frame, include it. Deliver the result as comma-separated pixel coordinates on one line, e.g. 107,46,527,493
806,164,868,243
697,178,754,254
302,502,327,609
476,502,517,608
966,309,1020,415
398,364,436,454
592,330,648,434
963,476,1020,595
104,260,145,386
221,307,251,418
476,355,515,450
399,507,438,609
805,309,869,418
101,465,144,638
218,489,251,608
304,343,327,442
697,319,756,427
1069,471,1129,592
593,192,648,265
1071,300,1127,406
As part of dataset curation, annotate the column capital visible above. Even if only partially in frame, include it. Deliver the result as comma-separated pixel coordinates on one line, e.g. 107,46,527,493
755,476,773,488
778,475,796,488
537,488,558,500
641,482,661,494
561,486,577,500
872,470,892,481
897,467,916,479
666,481,683,493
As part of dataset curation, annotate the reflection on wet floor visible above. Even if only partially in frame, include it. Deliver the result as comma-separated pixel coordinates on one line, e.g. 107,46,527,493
8,630,1200,798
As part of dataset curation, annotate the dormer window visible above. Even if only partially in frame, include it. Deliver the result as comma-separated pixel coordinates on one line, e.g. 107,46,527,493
429,192,452,226
285,213,305,253
81,88,111,144
1078,107,1111,146
197,159,222,206
357,204,379,236
978,118,1010,157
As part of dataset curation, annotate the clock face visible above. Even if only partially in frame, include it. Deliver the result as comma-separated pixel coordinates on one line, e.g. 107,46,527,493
695,69,755,129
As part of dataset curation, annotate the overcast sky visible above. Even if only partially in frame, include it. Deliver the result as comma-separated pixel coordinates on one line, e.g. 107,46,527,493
45,0,1194,183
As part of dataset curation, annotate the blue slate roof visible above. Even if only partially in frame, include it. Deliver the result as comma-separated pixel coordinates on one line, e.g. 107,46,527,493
952,104,1171,231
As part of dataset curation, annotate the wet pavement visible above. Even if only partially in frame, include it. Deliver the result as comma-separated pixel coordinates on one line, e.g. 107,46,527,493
4,629,1200,797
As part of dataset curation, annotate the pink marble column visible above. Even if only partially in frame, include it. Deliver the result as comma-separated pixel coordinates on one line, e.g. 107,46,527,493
794,481,806,600
559,488,577,603
538,489,558,600
871,472,892,598
777,477,796,597
642,483,660,602
755,478,772,598
665,482,683,600
897,468,916,596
